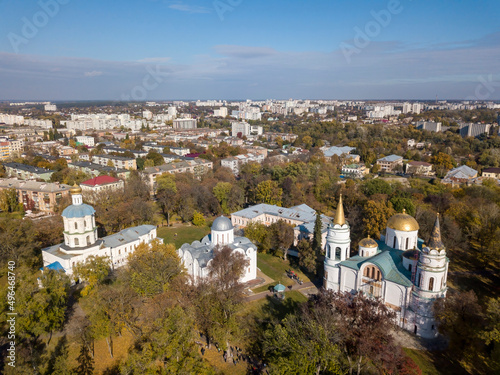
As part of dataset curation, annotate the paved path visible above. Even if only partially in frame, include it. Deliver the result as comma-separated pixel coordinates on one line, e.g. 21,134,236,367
244,281,317,302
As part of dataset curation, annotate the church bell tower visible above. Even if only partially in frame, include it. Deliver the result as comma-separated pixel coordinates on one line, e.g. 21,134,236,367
324,195,351,291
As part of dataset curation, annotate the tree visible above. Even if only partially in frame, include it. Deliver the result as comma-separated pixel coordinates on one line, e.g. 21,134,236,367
431,152,456,177
270,220,294,260
74,334,94,375
362,200,395,238
362,179,393,196
244,221,272,252
192,211,206,226
433,290,484,359
146,150,164,166
120,305,214,374
156,173,178,226
213,181,232,214
390,197,416,216
255,180,283,206
298,238,316,273
73,256,111,296
126,240,182,297
194,246,249,351
312,211,323,257
0,188,19,212
319,290,398,375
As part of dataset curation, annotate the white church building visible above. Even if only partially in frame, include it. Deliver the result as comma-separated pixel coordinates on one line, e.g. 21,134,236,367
42,184,158,276
178,216,257,283
324,195,449,339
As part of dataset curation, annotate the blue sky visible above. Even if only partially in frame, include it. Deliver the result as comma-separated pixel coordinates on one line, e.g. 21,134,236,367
0,0,499,100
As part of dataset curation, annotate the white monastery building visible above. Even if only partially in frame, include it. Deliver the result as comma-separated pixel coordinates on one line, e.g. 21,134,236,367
42,184,158,276
324,195,449,339
178,216,257,283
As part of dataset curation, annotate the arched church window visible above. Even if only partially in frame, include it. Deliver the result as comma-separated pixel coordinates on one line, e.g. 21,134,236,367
429,277,434,291
371,267,375,279
327,246,331,259
370,285,374,295
74,238,79,246
364,267,369,277
84,220,87,229
418,273,422,287
86,236,90,246
335,247,341,259
405,237,409,250
75,222,78,230
376,270,381,280
393,236,396,248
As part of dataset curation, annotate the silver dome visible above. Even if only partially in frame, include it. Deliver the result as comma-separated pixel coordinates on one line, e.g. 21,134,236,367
211,216,233,231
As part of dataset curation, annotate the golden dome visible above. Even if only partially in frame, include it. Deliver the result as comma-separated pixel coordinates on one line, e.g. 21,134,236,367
69,183,82,195
359,236,378,248
387,209,419,232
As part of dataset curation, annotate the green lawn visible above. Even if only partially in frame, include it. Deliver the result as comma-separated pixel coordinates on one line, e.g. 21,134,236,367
254,253,311,292
157,220,212,248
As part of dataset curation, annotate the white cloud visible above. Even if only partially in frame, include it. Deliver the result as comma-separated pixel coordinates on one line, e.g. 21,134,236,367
168,2,210,14
84,70,103,77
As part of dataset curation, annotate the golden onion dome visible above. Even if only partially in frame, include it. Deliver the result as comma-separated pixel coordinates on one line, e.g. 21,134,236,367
69,183,82,195
387,209,419,232
359,236,378,248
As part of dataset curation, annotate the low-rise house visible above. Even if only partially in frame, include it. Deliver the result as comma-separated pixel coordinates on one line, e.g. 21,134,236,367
482,167,500,179
3,162,54,181
342,163,369,178
0,178,70,214
320,146,356,160
442,165,478,186
405,161,434,176
80,175,124,195
376,155,403,172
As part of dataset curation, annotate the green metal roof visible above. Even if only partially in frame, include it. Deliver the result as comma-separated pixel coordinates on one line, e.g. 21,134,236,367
274,283,286,292
340,240,413,287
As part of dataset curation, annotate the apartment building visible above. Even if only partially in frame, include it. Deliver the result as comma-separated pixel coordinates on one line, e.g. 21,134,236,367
0,178,71,214
92,155,137,170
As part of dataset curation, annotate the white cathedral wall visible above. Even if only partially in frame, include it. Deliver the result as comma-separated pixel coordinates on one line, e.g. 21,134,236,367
340,268,357,293
384,282,406,310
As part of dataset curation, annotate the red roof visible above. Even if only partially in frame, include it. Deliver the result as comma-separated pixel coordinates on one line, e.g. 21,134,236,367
81,175,120,186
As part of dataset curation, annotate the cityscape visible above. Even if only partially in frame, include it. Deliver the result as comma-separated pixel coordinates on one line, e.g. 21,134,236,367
0,1,499,374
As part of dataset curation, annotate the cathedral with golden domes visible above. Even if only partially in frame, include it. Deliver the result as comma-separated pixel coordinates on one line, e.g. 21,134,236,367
324,195,449,339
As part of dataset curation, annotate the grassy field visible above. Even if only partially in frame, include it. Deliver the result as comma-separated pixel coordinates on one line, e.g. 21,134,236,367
253,252,311,293
157,220,212,248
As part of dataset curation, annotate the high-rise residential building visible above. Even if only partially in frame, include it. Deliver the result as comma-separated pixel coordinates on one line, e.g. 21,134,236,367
173,118,197,130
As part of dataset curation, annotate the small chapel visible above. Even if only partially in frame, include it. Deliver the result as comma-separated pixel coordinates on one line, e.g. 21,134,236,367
178,216,257,283
42,184,158,275
324,195,449,339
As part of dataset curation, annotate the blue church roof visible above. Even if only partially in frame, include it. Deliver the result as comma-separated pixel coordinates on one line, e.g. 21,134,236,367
62,204,95,218
41,261,65,272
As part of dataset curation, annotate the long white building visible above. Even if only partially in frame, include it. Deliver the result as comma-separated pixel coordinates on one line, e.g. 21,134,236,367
42,185,159,275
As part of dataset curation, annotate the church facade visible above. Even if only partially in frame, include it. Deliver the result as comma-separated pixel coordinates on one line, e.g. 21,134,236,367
324,195,449,339
42,184,158,276
178,216,257,283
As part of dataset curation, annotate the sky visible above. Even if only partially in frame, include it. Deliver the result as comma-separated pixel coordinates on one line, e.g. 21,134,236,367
0,0,499,101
